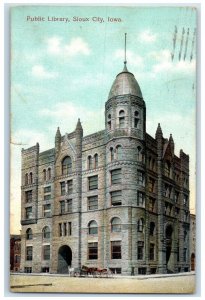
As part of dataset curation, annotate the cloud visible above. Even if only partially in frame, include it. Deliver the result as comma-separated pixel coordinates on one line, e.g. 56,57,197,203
114,49,144,68
31,64,58,79
149,50,196,75
46,36,91,57
139,30,157,43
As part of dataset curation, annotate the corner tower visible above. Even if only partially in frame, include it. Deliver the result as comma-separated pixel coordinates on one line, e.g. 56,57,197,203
105,35,146,141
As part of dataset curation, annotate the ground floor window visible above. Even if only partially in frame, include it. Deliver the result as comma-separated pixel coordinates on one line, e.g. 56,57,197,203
138,267,146,275
109,268,121,274
184,267,189,272
150,267,156,274
111,241,121,259
42,267,50,273
24,267,32,273
137,241,144,260
88,242,98,260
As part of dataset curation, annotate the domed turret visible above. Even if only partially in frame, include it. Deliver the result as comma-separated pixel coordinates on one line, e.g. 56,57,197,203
108,64,143,100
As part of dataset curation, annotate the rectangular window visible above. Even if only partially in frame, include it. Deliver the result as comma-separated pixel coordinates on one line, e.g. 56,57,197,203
119,117,125,128
59,223,62,237
24,267,32,273
175,191,179,203
63,222,67,236
60,200,65,214
67,199,72,212
60,182,66,196
137,170,145,186
67,180,73,194
68,222,72,236
111,169,122,185
137,191,145,207
88,196,98,210
109,268,121,274
137,241,144,260
42,267,49,273
148,177,155,193
88,242,98,260
25,207,32,219
44,186,51,193
25,190,32,203
44,194,51,201
149,243,155,260
43,204,51,217
26,246,32,261
149,197,155,212
111,241,121,259
111,190,122,206
183,248,187,262
164,184,172,198
138,267,146,275
43,245,50,260
88,175,98,190
183,195,188,206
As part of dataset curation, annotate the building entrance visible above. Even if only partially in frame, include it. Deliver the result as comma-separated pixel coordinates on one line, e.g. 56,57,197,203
57,245,72,273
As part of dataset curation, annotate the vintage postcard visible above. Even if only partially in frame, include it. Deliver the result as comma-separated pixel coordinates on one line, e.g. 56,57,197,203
10,5,196,293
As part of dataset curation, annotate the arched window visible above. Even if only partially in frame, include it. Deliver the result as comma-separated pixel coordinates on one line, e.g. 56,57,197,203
88,220,98,235
110,147,114,162
94,154,98,168
134,111,139,128
48,168,51,180
119,110,125,128
107,114,111,130
88,155,92,170
116,145,122,160
137,218,144,232
111,217,121,233
25,173,28,185
43,169,46,181
42,226,50,239
29,172,33,184
137,146,143,162
62,156,72,175
26,228,33,240
150,222,155,236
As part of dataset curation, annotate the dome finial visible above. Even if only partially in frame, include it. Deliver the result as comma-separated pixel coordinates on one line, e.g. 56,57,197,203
123,33,128,72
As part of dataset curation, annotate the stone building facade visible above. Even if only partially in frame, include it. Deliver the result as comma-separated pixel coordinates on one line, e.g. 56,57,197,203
190,214,196,271
10,235,21,272
20,62,190,275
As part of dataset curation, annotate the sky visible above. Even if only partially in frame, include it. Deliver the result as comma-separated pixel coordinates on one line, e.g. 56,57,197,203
10,5,196,234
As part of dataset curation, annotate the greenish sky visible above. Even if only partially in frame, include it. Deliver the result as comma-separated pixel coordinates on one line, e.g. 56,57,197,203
10,6,196,234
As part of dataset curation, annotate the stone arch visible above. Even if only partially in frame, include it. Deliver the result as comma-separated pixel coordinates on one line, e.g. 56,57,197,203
57,245,72,273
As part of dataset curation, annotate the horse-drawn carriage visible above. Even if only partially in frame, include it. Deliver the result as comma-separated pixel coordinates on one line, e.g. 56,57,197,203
69,265,113,278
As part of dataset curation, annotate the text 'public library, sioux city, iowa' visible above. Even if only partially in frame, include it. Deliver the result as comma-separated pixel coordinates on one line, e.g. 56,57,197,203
19,40,190,275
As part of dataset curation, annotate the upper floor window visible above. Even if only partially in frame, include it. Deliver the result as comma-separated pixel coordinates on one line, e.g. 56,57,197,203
148,177,156,193
67,180,73,194
111,168,122,185
60,200,65,214
94,154,98,168
111,241,121,259
111,217,121,233
88,196,98,210
88,156,92,170
137,146,143,162
164,161,171,177
25,173,28,185
134,111,139,128
29,172,33,184
62,156,72,175
25,207,32,219
110,147,114,161
25,190,32,203
88,175,98,190
26,228,33,240
88,220,98,235
42,226,50,239
43,204,51,217
137,218,144,232
88,242,98,260
149,197,155,212
184,195,188,206
119,110,125,128
116,145,122,160
137,170,145,186
48,168,51,180
43,169,46,181
137,191,145,207
44,186,51,193
107,114,111,130
67,199,72,213
43,245,50,260
149,222,155,236
60,181,66,196
111,190,122,206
